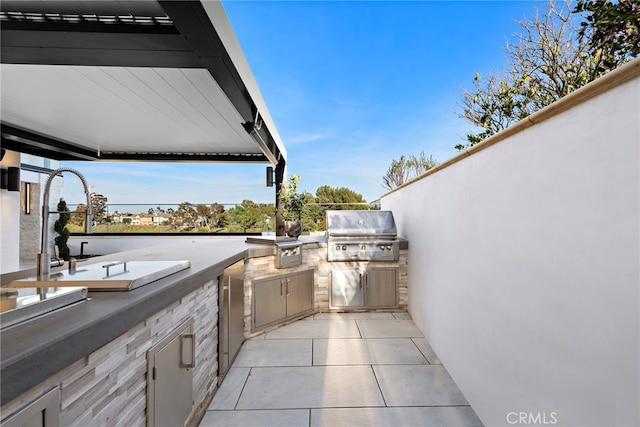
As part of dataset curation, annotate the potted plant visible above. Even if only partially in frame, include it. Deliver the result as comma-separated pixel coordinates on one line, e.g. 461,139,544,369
54,198,71,260
279,174,306,238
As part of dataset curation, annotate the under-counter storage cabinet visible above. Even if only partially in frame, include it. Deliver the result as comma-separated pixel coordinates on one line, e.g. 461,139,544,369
286,271,314,317
253,269,314,331
146,319,195,427
365,268,399,307
0,387,60,427
218,260,244,383
330,267,399,309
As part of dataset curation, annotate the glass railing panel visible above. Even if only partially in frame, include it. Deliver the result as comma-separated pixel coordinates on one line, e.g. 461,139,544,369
63,202,377,234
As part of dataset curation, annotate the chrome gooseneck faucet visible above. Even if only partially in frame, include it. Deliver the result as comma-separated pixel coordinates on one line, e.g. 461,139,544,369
38,168,93,277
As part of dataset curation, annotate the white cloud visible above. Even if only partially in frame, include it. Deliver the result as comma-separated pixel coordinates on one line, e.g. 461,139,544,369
284,132,332,146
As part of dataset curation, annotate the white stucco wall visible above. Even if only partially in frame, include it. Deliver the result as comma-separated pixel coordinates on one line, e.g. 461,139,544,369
382,62,639,426
1,151,21,273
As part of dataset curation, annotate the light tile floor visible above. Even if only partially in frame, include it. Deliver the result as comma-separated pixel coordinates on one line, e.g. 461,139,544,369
200,312,483,427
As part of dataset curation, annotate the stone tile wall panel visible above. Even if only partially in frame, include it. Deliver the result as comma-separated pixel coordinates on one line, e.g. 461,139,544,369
3,242,407,425
0,280,218,427
244,243,408,337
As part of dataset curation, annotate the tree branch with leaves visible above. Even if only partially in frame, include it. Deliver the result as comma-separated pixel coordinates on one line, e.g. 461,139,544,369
456,0,612,150
574,0,639,73
382,151,438,190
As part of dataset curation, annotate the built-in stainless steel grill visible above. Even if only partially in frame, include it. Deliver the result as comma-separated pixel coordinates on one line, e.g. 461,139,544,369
326,210,399,262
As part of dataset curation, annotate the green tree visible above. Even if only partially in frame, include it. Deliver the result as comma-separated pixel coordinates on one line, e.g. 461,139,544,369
91,193,108,224
305,185,369,231
382,151,438,190
226,200,274,232
315,185,367,209
68,194,108,226
457,0,604,150
174,202,197,230
279,174,309,221
301,193,325,231
109,210,120,224
382,156,411,191
574,0,639,73
192,203,226,231
70,204,87,228
54,198,71,260
195,204,211,229
209,203,226,229
408,151,438,178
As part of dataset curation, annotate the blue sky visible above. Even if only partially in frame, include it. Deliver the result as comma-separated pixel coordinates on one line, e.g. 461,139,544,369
64,0,546,208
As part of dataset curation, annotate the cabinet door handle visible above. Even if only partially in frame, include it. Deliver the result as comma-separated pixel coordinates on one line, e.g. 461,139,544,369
281,280,284,297
180,333,196,369
365,273,368,288
359,273,363,289
286,278,291,296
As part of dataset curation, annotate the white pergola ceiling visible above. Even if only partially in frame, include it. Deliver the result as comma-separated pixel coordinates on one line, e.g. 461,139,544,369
2,64,259,156
0,0,285,164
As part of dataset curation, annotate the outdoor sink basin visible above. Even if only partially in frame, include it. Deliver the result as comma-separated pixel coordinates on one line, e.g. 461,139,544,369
8,260,191,291
0,286,88,329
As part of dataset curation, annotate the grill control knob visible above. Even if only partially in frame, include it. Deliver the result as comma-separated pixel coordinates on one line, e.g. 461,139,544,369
361,245,366,250
335,245,341,250
386,245,392,250
379,245,385,250
342,245,347,251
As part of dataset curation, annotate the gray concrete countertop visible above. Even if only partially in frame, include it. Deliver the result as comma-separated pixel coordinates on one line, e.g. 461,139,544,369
0,238,275,406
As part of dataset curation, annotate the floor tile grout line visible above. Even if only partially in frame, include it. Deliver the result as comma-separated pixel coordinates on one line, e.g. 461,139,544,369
354,318,363,338
409,337,431,365
201,313,483,425
370,364,388,408
208,404,475,412
232,367,253,411
242,363,433,369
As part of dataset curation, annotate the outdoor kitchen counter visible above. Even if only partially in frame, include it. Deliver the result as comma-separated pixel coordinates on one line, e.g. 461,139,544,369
0,237,276,406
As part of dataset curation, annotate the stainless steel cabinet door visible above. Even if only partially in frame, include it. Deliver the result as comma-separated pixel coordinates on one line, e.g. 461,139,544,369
228,273,245,371
364,267,399,308
0,387,60,427
286,270,314,317
330,268,364,308
147,320,194,427
253,277,287,330
219,260,245,381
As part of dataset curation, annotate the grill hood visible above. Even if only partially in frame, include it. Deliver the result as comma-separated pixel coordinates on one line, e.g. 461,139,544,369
326,210,397,238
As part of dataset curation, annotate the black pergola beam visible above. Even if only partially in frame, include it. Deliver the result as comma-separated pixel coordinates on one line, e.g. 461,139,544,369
1,27,201,68
1,124,98,161
157,1,284,164
96,152,269,162
275,158,286,236
158,1,255,125
1,123,270,163
0,1,283,165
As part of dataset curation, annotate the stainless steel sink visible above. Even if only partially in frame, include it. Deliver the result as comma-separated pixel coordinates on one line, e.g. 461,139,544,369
0,286,88,329
8,260,191,291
